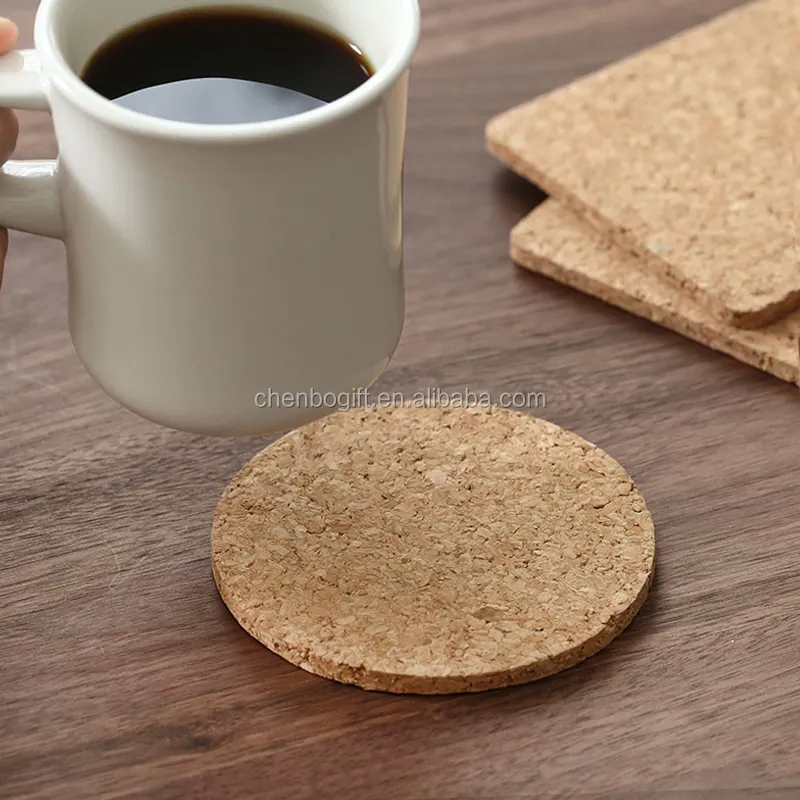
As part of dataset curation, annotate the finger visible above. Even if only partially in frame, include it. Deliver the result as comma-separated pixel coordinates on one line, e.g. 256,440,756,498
0,19,18,293
0,107,19,164
0,18,18,55
0,19,19,294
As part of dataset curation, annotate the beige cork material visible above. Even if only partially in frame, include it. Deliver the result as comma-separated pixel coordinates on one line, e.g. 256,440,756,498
487,0,800,329
211,405,656,695
512,202,800,386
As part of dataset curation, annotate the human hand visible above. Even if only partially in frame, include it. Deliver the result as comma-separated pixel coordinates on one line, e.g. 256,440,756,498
0,18,21,289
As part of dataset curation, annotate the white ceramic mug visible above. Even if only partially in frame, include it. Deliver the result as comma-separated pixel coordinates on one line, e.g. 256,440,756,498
0,0,420,436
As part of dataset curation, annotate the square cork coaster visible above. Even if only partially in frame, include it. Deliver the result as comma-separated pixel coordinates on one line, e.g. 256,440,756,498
512,201,799,385
488,0,800,329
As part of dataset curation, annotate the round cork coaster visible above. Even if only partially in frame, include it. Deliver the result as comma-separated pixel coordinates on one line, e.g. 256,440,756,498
211,406,655,694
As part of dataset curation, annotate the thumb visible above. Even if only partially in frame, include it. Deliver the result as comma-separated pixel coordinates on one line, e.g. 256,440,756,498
0,18,19,55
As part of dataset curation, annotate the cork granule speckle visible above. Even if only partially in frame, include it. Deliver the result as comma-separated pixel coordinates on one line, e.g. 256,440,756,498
212,405,656,694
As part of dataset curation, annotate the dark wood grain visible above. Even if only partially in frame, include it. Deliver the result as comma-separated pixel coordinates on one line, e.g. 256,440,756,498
1,1,798,798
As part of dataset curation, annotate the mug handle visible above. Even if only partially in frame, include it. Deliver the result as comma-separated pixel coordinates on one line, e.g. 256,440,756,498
0,50,64,239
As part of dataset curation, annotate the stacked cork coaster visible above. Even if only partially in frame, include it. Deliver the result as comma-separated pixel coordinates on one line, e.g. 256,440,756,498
212,406,655,694
486,0,800,385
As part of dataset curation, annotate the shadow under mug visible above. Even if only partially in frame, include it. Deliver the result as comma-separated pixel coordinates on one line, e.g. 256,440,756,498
0,0,420,437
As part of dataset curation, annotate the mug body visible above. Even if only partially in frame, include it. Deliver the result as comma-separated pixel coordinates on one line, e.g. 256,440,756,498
33,0,419,436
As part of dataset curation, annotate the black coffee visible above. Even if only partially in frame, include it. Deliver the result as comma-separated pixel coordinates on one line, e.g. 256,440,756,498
81,7,374,125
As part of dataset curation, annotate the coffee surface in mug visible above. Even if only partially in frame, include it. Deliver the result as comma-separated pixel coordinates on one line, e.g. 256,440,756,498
81,7,374,124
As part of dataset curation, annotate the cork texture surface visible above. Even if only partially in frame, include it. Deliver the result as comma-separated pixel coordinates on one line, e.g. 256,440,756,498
487,0,800,328
512,202,800,386
211,406,656,694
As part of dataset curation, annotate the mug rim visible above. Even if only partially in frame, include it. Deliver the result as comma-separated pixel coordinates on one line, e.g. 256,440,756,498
34,0,421,143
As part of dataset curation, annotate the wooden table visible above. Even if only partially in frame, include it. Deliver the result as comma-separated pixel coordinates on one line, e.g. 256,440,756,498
2,1,798,798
